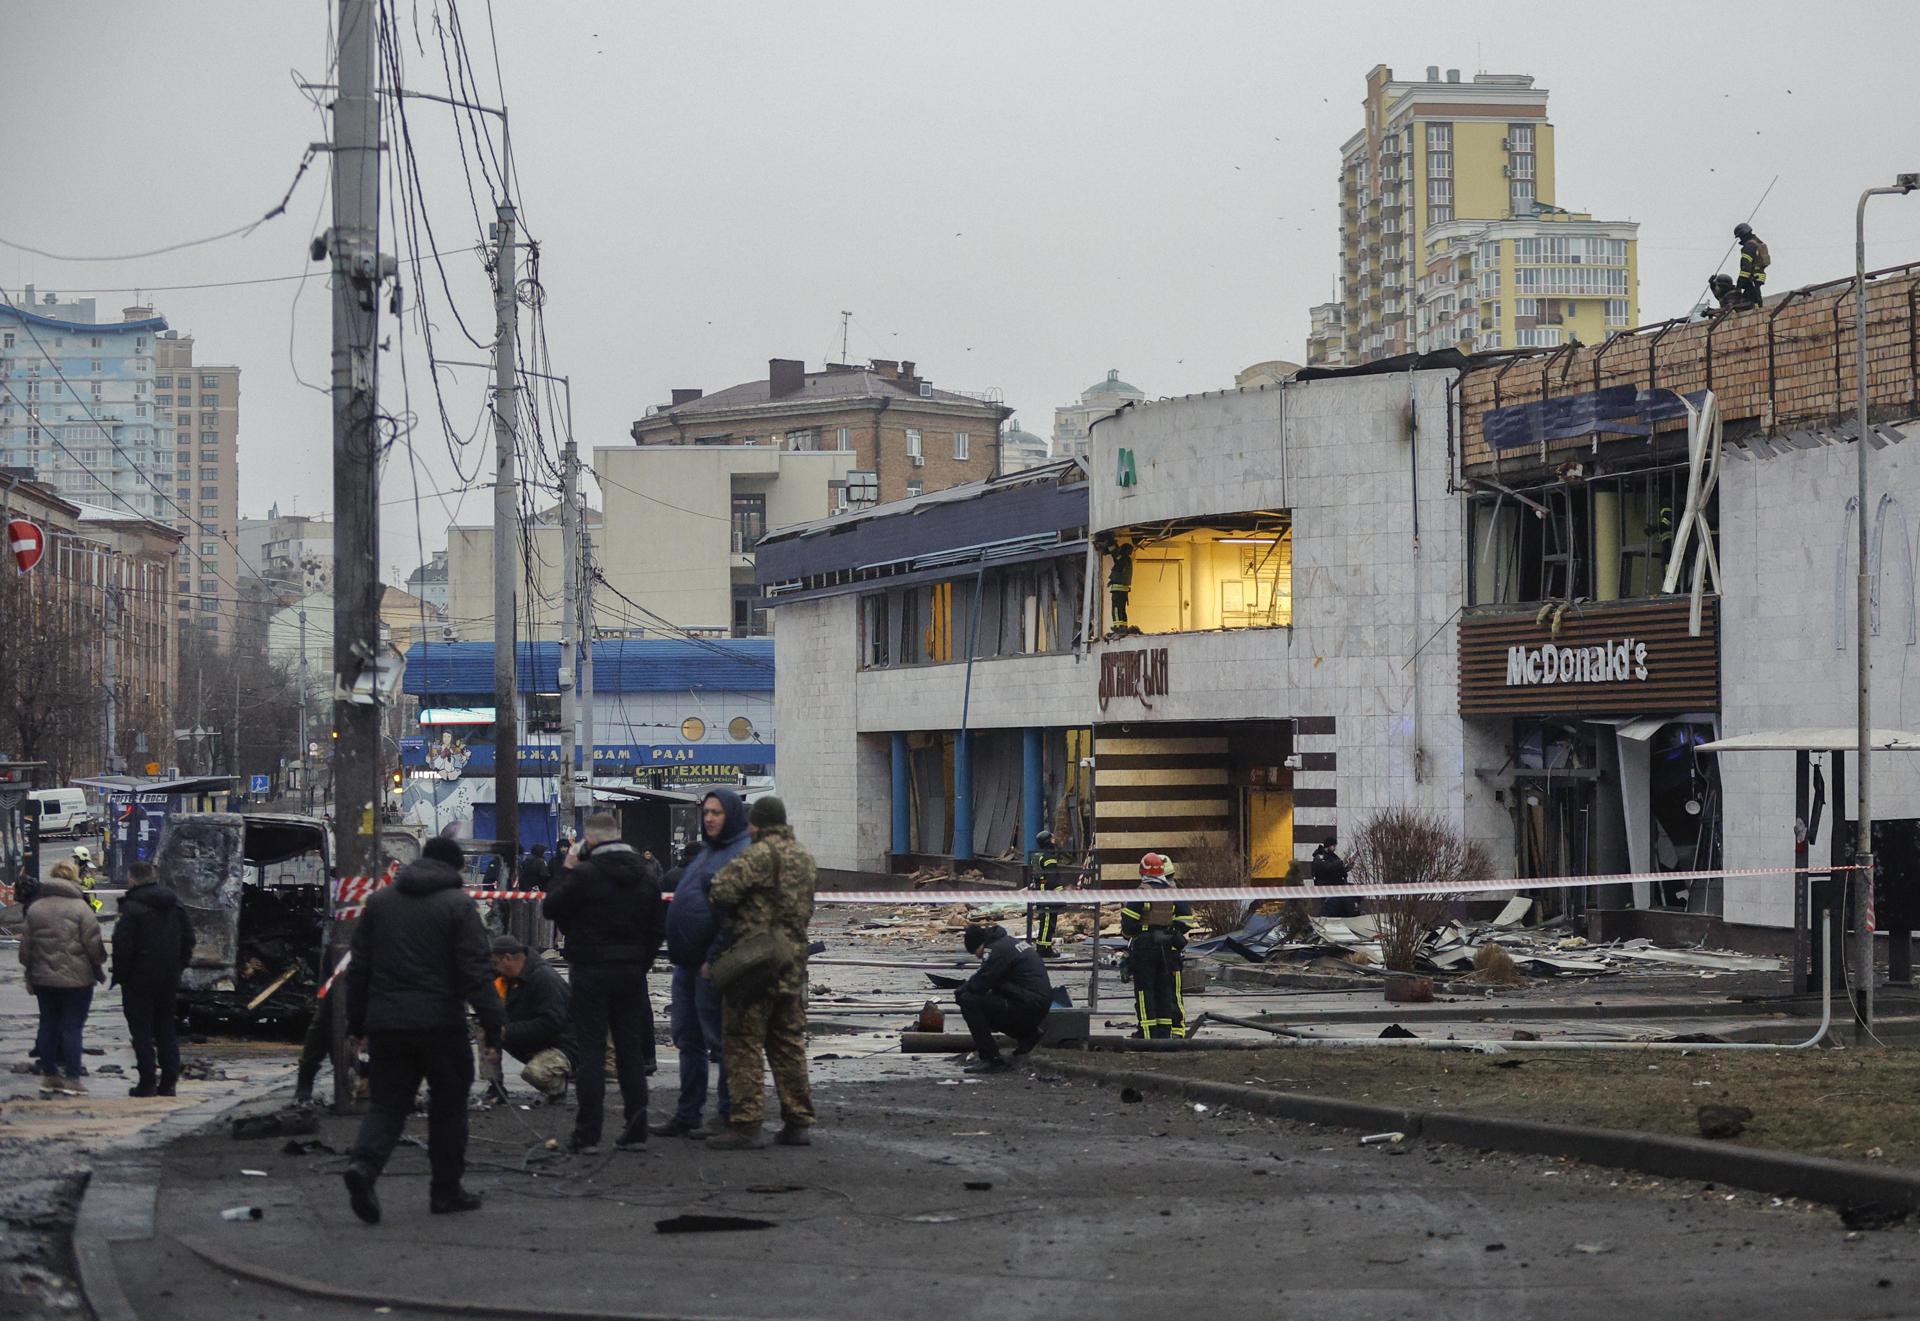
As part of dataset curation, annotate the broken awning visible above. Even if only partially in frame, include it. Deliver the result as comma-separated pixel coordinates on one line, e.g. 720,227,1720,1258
1698,727,1920,753
1483,387,1708,452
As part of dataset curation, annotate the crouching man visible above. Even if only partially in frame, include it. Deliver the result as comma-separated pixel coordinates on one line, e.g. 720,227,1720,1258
955,924,1053,1074
489,935,576,1103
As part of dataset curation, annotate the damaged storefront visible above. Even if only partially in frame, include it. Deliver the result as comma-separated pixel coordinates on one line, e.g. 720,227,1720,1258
1460,598,1722,913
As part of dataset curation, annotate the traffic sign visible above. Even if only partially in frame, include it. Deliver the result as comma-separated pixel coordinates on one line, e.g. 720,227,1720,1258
7,518,44,574
250,774,271,795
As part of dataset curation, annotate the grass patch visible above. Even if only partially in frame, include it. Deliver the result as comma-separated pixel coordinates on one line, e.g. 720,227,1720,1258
1127,1046,1920,1166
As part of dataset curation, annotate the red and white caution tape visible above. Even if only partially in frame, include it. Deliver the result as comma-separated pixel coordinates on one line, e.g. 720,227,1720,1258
315,950,352,1000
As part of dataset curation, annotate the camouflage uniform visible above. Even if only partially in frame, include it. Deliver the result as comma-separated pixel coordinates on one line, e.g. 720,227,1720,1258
710,824,816,1131
520,1047,571,1100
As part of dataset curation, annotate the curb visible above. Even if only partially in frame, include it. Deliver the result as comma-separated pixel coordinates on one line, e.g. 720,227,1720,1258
71,1063,297,1321
1044,1055,1920,1212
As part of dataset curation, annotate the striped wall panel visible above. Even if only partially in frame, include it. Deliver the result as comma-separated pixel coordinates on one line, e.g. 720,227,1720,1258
1290,715,1337,862
1093,731,1233,882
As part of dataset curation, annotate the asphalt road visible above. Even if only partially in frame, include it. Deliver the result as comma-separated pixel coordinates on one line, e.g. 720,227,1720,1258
112,1047,1919,1321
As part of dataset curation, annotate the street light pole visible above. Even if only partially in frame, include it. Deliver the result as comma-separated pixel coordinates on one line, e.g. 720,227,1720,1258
1852,173,1919,1042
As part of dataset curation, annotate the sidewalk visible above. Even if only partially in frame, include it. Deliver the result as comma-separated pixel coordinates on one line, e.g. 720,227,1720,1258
0,949,295,1315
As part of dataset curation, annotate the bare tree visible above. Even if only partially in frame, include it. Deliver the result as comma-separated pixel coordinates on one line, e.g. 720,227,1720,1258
1348,808,1490,973
0,566,102,784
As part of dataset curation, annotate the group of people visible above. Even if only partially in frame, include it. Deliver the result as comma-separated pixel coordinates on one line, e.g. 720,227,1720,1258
19,858,196,1097
338,794,819,1223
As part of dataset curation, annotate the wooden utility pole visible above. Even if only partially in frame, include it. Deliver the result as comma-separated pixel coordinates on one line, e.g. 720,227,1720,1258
558,416,579,839
327,0,385,1111
491,173,520,879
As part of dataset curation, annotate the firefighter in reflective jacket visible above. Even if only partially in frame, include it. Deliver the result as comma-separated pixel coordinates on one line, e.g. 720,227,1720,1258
1735,223,1770,308
1028,831,1066,959
1119,852,1196,1039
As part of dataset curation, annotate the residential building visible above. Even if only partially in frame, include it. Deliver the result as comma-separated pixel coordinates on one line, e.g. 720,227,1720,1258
1337,64,1555,363
629,357,1011,506
0,473,181,783
406,549,449,613
236,506,333,598
1415,210,1639,354
379,585,444,656
396,638,775,847
153,330,240,644
1234,360,1302,389
998,416,1052,473
757,462,1092,874
0,292,173,523
1448,259,1920,954
1052,369,1145,464
1305,303,1347,368
443,504,598,643
595,441,854,639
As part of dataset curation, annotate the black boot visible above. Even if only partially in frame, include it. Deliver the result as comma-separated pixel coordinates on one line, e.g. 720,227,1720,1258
343,1164,381,1224
430,1187,483,1214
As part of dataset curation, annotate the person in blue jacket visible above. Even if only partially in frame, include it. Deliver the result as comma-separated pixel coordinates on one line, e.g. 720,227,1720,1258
651,788,753,1138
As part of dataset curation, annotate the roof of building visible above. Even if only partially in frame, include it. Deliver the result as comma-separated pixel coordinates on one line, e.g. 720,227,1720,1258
639,365,1004,426
0,304,167,336
402,638,775,695
1083,369,1141,399
1002,419,1048,451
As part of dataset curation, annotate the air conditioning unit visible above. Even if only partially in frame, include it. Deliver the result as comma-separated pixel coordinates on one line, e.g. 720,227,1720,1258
910,454,925,467
1502,164,1512,177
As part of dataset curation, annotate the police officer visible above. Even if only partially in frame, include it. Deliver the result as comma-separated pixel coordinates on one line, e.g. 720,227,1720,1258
956,923,1053,1073
1119,852,1196,1039
1735,223,1769,309
1028,830,1066,959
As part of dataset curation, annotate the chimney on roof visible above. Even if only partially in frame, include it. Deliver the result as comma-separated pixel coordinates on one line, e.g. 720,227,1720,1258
897,361,917,387
122,305,153,322
870,358,899,379
1426,65,1440,81
670,388,704,407
768,358,805,398
1446,68,1460,82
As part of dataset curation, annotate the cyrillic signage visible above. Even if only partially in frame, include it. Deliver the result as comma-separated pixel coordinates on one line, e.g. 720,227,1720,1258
1099,646,1169,712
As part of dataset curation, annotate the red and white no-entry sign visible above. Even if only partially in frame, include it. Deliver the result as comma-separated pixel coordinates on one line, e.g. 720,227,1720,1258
7,518,44,573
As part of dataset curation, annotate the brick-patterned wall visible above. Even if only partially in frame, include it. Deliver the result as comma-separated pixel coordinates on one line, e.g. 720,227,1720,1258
1460,267,1920,475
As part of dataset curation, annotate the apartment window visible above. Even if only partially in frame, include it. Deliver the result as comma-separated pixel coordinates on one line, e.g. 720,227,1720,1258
201,447,218,462
1511,179,1536,213
200,504,216,518
156,394,172,406
906,480,923,499
201,541,217,557
200,466,218,480
198,484,217,499
89,360,102,373
134,381,146,397
1606,298,1632,328
1515,327,1563,348
1516,298,1543,319
1509,153,1535,180
783,428,818,451
199,596,216,613
1425,122,1451,152
730,492,767,553
835,426,850,451
1427,151,1451,178
845,470,878,506
1427,178,1451,209
1487,301,1502,324
200,394,218,407
952,431,969,461
1,334,12,349
1508,123,1534,151
155,375,171,388
201,432,217,446
201,375,218,389
200,577,217,594
905,428,922,461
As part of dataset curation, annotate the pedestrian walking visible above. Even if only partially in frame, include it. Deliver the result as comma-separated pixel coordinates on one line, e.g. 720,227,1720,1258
111,860,194,1096
541,812,663,1153
706,796,816,1151
955,923,1053,1074
19,861,107,1095
1120,852,1196,1039
653,789,751,1139
489,934,576,1103
342,836,502,1224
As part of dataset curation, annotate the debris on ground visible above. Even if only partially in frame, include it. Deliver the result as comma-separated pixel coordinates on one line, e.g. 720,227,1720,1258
179,1058,229,1082
231,1108,320,1140
656,1214,775,1234
1696,1104,1755,1140
1838,1202,1910,1231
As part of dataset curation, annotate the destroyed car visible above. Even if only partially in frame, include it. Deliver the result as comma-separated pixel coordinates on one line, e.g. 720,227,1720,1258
154,812,333,1034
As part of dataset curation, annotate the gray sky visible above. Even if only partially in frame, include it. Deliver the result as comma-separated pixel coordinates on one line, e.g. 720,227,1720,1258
6,0,1920,588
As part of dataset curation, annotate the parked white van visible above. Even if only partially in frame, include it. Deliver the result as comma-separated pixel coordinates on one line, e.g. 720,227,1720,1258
27,788,95,838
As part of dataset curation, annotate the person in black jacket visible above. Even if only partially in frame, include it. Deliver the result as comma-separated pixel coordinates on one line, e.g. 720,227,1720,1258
490,934,576,1101
518,844,551,894
1312,839,1359,919
541,811,663,1153
955,924,1053,1074
111,861,195,1097
343,836,503,1225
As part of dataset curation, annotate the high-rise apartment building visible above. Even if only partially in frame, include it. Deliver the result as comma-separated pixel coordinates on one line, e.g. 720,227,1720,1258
1415,210,1638,354
1339,66,1534,361
1305,303,1348,368
0,290,172,521
154,332,240,644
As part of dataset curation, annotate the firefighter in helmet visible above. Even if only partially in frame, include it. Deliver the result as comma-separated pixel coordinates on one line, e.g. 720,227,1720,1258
1118,852,1196,1038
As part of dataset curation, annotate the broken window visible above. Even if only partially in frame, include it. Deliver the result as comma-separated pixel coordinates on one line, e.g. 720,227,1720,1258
1098,512,1292,636
1470,466,1699,606
857,557,1086,670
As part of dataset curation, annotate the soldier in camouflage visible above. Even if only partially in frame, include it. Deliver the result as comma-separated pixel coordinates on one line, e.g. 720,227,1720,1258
705,796,817,1150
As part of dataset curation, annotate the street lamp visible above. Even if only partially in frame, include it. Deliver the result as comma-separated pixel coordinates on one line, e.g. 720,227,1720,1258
1851,173,1919,1039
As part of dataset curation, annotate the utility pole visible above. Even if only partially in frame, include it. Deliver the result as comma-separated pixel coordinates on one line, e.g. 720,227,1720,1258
298,608,310,813
558,420,579,840
579,512,595,812
327,0,386,1111
492,167,520,878
102,579,120,774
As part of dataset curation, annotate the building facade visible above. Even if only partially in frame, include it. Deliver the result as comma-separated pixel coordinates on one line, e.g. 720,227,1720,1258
443,504,596,643
153,331,239,645
0,474,180,783
1416,210,1639,354
757,463,1092,874
406,549,449,613
998,416,1052,473
1305,303,1347,368
1337,65,1554,363
0,293,173,522
236,507,332,597
1053,370,1146,464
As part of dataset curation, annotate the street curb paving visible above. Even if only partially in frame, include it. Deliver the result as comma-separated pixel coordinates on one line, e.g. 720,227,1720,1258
1043,1055,1920,1212
70,1064,296,1321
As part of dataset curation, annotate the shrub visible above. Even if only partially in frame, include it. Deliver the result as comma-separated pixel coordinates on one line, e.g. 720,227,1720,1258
1348,808,1491,973
1177,835,1258,937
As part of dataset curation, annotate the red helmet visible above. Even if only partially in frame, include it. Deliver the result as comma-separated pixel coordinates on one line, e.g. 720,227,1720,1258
1139,852,1170,881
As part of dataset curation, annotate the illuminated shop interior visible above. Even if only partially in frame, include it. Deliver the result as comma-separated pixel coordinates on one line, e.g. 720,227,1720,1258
1101,511,1292,635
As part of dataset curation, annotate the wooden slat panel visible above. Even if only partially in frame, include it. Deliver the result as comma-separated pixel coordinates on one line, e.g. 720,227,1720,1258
1457,598,1719,717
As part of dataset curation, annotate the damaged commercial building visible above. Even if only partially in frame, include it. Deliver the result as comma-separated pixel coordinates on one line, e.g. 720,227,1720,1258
1453,260,1920,937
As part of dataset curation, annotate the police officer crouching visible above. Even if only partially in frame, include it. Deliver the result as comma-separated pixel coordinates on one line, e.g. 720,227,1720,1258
956,924,1054,1074
1120,853,1196,1039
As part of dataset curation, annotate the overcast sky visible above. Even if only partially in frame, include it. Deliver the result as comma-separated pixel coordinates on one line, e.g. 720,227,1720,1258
7,0,1920,588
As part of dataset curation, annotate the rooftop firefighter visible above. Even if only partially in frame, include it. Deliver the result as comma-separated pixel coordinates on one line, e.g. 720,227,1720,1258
1735,223,1770,308
956,923,1054,1074
1107,536,1135,637
1120,852,1196,1040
